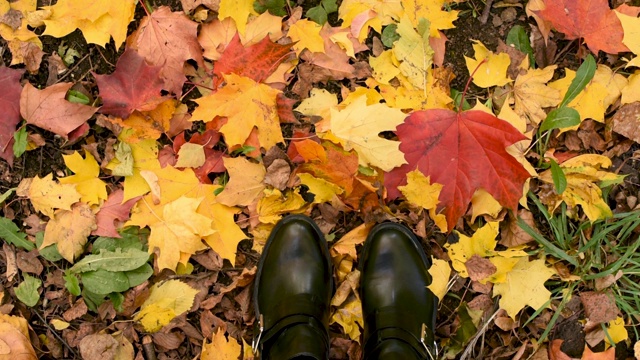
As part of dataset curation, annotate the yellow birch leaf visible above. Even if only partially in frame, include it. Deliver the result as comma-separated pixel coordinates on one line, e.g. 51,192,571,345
49,319,69,330
215,157,266,207
217,0,257,35
42,203,97,263
605,317,628,347
134,280,199,332
287,19,324,54
399,169,442,210
257,188,306,224
0,314,37,360
427,257,451,301
328,95,407,171
330,297,364,341
513,65,561,125
192,74,283,149
28,174,81,218
106,137,161,202
175,143,205,168
470,189,502,223
393,15,433,90
148,196,214,271
201,329,242,360
493,257,555,319
464,40,511,88
298,173,343,203
59,151,107,205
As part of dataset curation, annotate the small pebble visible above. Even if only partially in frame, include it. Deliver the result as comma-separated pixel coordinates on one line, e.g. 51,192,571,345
500,8,517,23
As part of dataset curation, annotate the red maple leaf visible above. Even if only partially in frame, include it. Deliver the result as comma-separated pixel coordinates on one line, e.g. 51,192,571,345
0,67,24,167
94,49,166,119
536,0,632,54
213,33,293,85
173,130,226,183
93,189,139,238
385,110,530,231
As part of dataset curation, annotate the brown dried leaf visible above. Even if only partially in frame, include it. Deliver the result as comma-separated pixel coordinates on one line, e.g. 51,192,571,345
580,291,619,323
500,209,536,247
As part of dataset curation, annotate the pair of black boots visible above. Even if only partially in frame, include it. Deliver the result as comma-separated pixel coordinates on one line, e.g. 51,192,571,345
253,215,438,360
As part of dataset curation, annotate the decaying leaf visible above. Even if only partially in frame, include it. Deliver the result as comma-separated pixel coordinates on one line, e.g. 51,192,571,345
0,314,37,360
41,203,97,263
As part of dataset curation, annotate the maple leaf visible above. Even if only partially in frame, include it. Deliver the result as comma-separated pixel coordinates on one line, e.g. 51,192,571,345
173,130,225,183
148,196,214,271
0,314,37,360
127,6,203,95
24,174,81,218
106,100,177,142
217,0,257,35
58,151,107,206
215,157,266,207
399,169,447,232
93,189,139,238
106,137,161,202
94,49,166,119
201,328,242,360
536,0,627,54
299,142,359,194
20,82,98,139
0,67,24,167
403,0,459,37
42,0,136,47
41,203,97,263
214,33,293,85
192,74,283,149
288,19,325,54
512,65,561,125
385,109,530,231
298,173,343,203
393,15,433,90
464,40,511,88
133,280,199,332
256,188,306,223
548,68,610,128
0,0,43,72
493,257,555,319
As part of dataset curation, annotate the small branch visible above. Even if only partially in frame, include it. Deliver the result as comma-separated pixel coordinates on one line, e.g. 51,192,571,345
479,0,494,25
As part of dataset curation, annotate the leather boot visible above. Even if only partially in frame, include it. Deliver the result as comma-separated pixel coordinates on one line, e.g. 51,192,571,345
359,222,438,360
252,215,332,360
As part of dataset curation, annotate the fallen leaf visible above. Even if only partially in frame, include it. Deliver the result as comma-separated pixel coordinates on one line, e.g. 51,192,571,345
0,314,37,360
536,0,627,54
41,203,97,263
79,332,134,360
106,137,161,202
298,173,343,203
330,297,364,341
257,188,306,223
605,317,628,346
95,49,166,119
611,102,640,144
42,0,136,47
549,68,609,127
328,95,407,171
403,0,458,37
330,223,372,261
134,280,199,332
299,142,359,194
493,257,555,319
215,157,266,207
27,174,81,218
217,0,257,35
20,82,98,139
127,6,203,95
500,209,536,247
582,346,615,360
148,196,214,271
201,328,242,360
58,151,107,206
287,19,325,54
393,15,433,89
93,189,139,238
385,109,530,231
464,40,511,88
192,74,283,149
513,65,561,125
175,143,206,168
580,291,619,324
0,67,24,167
427,257,451,301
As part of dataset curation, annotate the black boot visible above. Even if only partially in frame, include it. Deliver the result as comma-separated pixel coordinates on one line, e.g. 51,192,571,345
359,222,438,360
252,215,332,360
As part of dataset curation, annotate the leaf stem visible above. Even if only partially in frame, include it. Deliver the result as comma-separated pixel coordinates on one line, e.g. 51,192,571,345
459,58,487,113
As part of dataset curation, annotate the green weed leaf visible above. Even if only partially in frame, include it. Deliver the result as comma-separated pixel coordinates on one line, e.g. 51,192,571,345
15,274,41,306
0,217,35,251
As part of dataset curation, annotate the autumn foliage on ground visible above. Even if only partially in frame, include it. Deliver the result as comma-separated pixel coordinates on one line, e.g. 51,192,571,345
1,0,640,358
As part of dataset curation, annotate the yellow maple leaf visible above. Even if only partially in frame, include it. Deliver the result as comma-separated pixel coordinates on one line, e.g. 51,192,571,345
513,65,561,125
464,40,511,88
427,257,451,301
127,165,246,264
201,329,242,360
134,280,199,332
242,11,283,45
257,188,307,224
42,0,136,47
298,173,344,203
42,203,97,263
192,74,283,149
27,174,81,218
548,69,609,128
287,19,325,54
370,50,402,85
330,297,364,341
108,100,175,142
403,0,458,37
330,223,372,261
216,157,266,207
328,95,407,171
539,155,623,222
621,70,640,105
338,0,400,41
616,11,640,68
0,314,37,360
399,169,442,210
295,88,339,125
393,15,433,90
59,151,107,206
593,65,627,109
493,257,555,319
106,137,161,202
470,189,502,223
217,0,257,35
376,70,453,111
199,18,237,61
605,317,628,347
0,0,42,69
148,196,214,271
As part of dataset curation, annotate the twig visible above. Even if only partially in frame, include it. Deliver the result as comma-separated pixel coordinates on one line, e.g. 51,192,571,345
479,0,494,24
32,309,79,358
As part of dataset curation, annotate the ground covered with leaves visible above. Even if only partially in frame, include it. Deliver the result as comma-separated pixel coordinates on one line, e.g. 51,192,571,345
1,0,640,359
